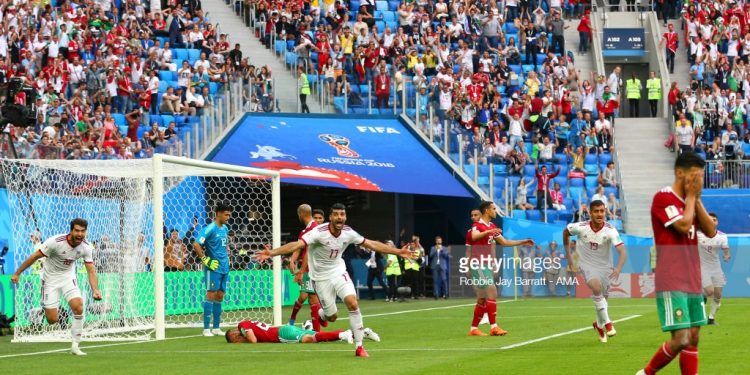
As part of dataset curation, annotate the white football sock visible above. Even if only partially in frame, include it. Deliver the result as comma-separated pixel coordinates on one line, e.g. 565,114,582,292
709,298,721,319
592,295,610,327
72,314,84,344
349,309,364,347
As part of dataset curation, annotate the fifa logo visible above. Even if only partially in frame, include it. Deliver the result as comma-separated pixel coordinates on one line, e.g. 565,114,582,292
319,134,360,158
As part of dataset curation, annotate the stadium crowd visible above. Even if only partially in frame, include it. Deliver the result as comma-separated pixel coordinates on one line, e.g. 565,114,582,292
663,0,750,187
246,0,636,221
0,0,276,161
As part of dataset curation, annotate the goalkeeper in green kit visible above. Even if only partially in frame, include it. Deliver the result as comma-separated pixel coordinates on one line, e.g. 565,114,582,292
194,202,232,337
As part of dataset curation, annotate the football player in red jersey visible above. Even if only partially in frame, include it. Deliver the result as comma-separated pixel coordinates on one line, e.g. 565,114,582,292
466,201,534,337
637,152,717,375
224,320,374,344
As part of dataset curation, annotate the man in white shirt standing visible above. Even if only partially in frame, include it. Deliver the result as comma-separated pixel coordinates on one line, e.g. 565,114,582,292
11,218,102,355
258,203,414,357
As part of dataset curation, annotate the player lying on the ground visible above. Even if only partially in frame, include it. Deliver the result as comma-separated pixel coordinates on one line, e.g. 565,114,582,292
11,218,102,356
224,320,380,344
563,199,627,343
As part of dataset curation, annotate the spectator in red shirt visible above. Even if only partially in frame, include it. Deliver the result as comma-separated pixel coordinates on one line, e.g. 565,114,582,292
374,66,390,109
577,10,593,54
660,23,679,74
535,165,561,210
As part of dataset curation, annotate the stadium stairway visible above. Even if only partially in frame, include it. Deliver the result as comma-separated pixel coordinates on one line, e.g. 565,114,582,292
204,0,322,113
616,117,675,236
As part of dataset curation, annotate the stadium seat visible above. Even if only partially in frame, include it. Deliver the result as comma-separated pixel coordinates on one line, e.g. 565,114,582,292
159,81,170,93
569,187,585,201
584,176,598,188
376,1,388,11
584,164,599,176
208,82,219,95
275,40,286,55
512,209,526,218
150,115,162,127
523,165,536,177
383,11,396,22
599,153,612,165
159,71,173,81
477,176,490,186
493,164,508,175
112,114,126,126
160,115,175,127
526,210,541,221
584,154,598,165
187,49,201,61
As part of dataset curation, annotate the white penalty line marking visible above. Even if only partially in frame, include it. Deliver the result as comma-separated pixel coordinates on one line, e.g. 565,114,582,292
1,301,512,359
499,314,643,350
0,334,203,359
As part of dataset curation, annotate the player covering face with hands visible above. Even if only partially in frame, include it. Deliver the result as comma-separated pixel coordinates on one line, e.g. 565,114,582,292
11,218,101,355
637,152,717,375
257,203,415,357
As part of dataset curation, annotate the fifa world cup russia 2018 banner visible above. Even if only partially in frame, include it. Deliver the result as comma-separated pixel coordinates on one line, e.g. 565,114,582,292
209,114,472,197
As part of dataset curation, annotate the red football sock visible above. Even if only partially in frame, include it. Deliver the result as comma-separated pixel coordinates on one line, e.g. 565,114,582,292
487,299,497,325
679,345,698,375
311,303,327,328
290,300,303,321
644,342,676,375
310,303,321,332
471,301,487,328
313,330,342,342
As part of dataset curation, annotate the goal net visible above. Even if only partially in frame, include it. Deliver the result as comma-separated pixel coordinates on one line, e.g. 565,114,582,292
0,155,282,342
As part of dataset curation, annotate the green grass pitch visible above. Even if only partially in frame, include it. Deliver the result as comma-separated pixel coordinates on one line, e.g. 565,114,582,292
2,298,748,374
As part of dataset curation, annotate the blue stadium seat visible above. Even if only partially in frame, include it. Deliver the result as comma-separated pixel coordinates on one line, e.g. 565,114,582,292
383,11,396,22
523,165,536,177
512,209,526,218
599,153,612,165
275,40,286,55
208,82,219,95
584,154,598,165
604,187,618,198
158,81,170,93
159,71,172,81
526,210,541,221
376,21,386,32
553,176,567,188
173,115,186,125
174,49,188,61
376,1,388,11
150,115,162,127
112,114,126,126
585,164,599,176
464,164,476,178
478,164,490,176
187,49,201,61
584,176,598,188
388,0,400,10
493,164,508,175
569,186,585,201
161,115,175,127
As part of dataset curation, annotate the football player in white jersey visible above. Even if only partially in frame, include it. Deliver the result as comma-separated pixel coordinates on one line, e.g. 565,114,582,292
11,218,101,355
257,203,414,357
563,200,627,343
698,213,731,325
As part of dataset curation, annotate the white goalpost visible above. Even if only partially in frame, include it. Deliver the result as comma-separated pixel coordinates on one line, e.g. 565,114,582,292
0,155,282,342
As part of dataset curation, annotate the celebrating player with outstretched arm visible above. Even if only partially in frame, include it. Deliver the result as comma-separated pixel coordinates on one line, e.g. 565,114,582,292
698,213,730,326
224,320,381,345
11,218,101,356
193,202,232,337
256,203,414,357
563,200,627,343
637,152,717,375
466,201,534,337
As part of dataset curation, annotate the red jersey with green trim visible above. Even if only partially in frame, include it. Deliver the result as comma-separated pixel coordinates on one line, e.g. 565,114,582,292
466,220,499,259
650,186,701,293
238,320,280,343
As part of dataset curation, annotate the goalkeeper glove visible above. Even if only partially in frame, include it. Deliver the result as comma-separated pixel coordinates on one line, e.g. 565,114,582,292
201,256,219,271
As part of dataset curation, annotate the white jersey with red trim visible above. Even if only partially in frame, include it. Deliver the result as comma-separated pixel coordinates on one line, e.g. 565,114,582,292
566,221,623,270
301,223,365,281
39,234,94,280
698,230,729,270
